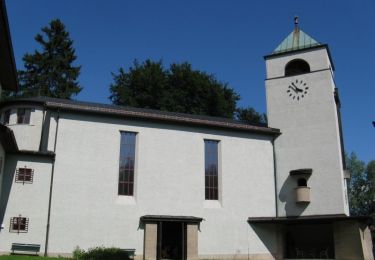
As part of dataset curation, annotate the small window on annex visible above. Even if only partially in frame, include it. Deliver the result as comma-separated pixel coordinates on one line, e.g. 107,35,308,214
17,108,31,124
285,59,310,76
3,109,11,124
15,167,34,184
10,216,29,233
118,131,136,196
204,140,219,200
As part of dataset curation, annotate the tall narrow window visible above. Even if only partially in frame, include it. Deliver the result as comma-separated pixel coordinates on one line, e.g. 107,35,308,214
17,108,31,124
205,140,219,200
118,132,136,196
3,109,11,124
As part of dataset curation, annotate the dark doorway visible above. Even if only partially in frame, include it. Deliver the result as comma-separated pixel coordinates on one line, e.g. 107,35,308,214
158,222,186,260
285,223,335,259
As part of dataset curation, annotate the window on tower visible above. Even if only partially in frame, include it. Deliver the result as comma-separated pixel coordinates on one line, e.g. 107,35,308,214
285,59,310,76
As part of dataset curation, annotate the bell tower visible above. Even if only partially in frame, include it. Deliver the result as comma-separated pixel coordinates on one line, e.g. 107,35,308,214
265,17,349,217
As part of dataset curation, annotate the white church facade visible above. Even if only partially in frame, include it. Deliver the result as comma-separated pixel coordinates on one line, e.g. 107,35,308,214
0,13,373,260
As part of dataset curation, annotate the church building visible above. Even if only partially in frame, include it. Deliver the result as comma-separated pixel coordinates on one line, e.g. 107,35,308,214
0,9,373,260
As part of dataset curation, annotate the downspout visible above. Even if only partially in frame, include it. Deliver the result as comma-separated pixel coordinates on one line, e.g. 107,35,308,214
38,104,46,151
272,138,279,218
44,109,60,256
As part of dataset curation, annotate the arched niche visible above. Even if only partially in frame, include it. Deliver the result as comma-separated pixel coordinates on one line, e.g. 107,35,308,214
285,59,310,76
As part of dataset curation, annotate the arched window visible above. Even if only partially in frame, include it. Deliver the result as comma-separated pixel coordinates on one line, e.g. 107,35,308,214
297,178,307,187
285,59,310,76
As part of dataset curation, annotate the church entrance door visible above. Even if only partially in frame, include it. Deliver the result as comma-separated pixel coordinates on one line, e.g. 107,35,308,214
158,221,186,260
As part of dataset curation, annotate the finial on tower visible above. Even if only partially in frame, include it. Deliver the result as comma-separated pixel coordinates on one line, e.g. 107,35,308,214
294,15,299,30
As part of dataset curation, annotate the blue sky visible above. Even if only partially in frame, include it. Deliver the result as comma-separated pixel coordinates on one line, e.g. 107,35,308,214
6,0,375,163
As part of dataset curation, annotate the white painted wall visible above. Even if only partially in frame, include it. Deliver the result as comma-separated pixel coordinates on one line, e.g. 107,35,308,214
1,106,44,151
38,112,277,256
265,47,334,79
0,155,52,253
265,47,349,217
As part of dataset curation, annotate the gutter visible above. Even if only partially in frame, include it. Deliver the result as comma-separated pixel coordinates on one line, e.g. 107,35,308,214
272,138,279,218
44,109,60,256
38,104,47,151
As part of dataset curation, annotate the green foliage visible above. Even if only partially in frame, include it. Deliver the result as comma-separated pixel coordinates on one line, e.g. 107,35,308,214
235,107,267,124
109,59,252,119
16,19,82,99
347,152,375,218
73,246,85,259
0,256,67,259
73,246,131,260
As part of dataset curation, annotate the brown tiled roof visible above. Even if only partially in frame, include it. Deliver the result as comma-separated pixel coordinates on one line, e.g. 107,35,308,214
0,97,281,136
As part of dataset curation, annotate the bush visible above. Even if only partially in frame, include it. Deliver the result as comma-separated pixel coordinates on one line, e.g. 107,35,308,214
73,246,131,260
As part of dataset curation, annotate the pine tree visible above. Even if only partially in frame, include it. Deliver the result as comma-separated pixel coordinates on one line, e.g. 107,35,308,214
18,19,82,99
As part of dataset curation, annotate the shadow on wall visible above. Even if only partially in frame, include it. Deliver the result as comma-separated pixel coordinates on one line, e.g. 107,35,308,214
0,155,51,229
0,155,17,228
250,223,283,259
279,176,308,216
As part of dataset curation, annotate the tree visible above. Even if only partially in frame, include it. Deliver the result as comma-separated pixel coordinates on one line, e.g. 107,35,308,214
347,152,375,218
109,59,264,122
17,19,82,99
235,107,267,124
347,153,375,250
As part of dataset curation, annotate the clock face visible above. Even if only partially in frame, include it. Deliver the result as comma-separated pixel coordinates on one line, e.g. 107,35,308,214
287,79,309,101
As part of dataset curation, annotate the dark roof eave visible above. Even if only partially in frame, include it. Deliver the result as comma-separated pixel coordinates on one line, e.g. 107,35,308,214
140,215,204,223
12,150,56,158
47,101,280,136
248,214,372,224
0,98,280,136
264,44,335,71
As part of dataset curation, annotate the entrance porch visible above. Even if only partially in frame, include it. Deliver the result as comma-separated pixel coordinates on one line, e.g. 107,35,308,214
141,215,203,260
248,215,373,260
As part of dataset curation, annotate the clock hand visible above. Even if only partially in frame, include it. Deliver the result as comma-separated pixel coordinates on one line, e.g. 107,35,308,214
289,85,298,93
291,82,303,92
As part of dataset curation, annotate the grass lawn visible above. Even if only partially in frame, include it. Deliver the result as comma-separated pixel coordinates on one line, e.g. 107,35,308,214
0,256,69,260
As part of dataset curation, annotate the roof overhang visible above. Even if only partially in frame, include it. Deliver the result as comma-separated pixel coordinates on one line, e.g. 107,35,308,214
248,214,372,225
0,124,55,158
14,150,55,158
289,168,313,176
0,0,18,91
140,215,203,224
0,98,281,137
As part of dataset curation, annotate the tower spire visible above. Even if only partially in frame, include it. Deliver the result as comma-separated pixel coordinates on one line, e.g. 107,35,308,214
294,15,299,31
293,16,300,48
272,16,321,54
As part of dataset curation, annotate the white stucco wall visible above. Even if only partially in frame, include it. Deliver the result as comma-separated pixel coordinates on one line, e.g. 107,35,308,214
265,47,333,79
0,155,52,253
1,106,44,151
39,112,277,256
265,47,348,217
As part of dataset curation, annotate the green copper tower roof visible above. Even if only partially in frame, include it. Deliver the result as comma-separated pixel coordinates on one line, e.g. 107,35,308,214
273,17,321,54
